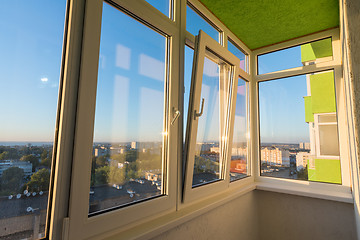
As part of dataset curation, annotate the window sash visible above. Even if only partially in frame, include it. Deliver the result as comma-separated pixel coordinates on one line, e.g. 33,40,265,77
66,1,178,238
183,30,240,204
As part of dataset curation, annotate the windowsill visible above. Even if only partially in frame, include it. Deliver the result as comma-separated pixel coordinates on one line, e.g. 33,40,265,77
256,177,353,203
102,183,256,240
99,176,354,240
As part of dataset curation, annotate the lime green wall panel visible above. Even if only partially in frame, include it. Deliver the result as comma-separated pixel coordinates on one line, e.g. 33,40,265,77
308,158,341,184
304,96,314,122
301,38,333,62
310,71,336,113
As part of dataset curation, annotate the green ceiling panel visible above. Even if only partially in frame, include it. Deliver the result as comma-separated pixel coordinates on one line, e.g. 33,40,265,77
199,0,339,49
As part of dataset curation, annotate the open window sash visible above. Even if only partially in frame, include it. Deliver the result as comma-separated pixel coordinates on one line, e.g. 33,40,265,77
183,30,240,204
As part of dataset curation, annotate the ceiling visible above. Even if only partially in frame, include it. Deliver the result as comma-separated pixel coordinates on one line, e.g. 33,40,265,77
199,0,339,50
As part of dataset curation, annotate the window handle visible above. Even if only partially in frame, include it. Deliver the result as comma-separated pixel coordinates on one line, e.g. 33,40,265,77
171,108,181,125
194,98,205,120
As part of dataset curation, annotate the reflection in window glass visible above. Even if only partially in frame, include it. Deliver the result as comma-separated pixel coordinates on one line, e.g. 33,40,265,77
0,1,66,239
259,70,341,184
258,38,333,75
145,0,171,18
186,5,219,42
228,39,247,72
89,3,167,215
230,79,248,181
192,57,229,187
184,46,194,140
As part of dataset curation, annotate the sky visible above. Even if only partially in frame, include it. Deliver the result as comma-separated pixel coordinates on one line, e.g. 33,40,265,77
0,0,320,144
0,1,66,142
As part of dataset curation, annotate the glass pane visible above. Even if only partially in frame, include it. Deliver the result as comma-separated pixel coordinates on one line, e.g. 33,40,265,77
0,1,66,239
89,3,167,215
319,125,340,156
259,70,341,184
258,38,333,75
228,39,247,72
184,46,194,140
186,5,219,42
145,0,171,18
192,57,229,187
230,79,249,181
318,114,337,123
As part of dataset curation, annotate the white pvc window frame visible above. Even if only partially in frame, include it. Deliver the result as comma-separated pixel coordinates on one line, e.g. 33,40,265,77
183,30,240,204
184,1,253,193
314,112,341,159
253,28,352,196
65,0,179,239
44,0,356,239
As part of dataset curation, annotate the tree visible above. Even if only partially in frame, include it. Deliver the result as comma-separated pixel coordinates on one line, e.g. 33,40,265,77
0,151,10,160
20,154,39,172
297,166,308,180
1,167,24,194
40,157,52,168
96,155,108,168
109,165,126,185
94,166,109,185
25,168,50,192
41,149,49,160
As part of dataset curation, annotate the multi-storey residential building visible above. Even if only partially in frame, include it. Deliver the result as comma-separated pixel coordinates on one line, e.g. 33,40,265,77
296,152,310,171
261,148,290,167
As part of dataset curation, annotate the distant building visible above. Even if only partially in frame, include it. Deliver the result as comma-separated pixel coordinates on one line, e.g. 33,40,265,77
261,148,290,167
299,142,311,150
94,147,108,157
231,147,247,158
0,160,32,177
210,147,220,153
131,141,139,149
145,171,161,181
296,152,310,171
230,159,247,174
109,146,126,155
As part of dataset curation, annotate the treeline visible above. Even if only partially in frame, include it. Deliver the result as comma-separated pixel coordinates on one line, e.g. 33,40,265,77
91,150,162,187
0,146,52,196
193,155,219,174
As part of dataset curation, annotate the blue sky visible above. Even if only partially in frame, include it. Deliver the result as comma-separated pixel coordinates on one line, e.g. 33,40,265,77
259,75,310,144
93,3,166,142
0,1,312,144
0,1,66,142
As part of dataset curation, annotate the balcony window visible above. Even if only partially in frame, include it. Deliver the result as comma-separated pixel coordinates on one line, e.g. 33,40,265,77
0,1,66,239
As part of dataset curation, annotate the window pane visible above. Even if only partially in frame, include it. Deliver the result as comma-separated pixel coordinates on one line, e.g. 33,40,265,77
89,3,167,215
228,39,247,72
0,1,66,239
145,0,171,18
259,70,341,184
192,57,226,187
230,79,249,181
184,46,194,140
258,38,333,75
318,114,337,123
186,5,219,42
319,125,340,156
